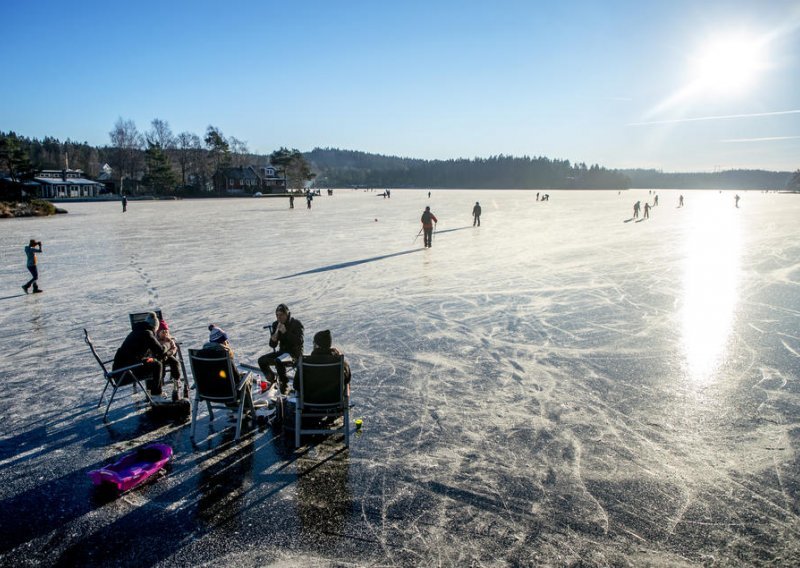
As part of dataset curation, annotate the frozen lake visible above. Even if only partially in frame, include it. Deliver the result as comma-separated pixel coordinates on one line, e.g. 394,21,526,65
1,189,799,566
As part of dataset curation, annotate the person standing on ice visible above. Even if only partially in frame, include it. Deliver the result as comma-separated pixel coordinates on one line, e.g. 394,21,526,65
643,202,650,219
678,194,684,207
472,201,482,226
22,239,43,294
421,206,438,248
633,201,641,219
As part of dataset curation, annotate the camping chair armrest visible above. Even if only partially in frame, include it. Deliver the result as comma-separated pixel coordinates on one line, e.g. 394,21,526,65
236,371,253,392
107,361,145,378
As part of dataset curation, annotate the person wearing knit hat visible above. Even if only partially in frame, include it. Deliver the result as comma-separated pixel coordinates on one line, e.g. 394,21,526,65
113,311,169,396
156,318,183,401
144,311,159,331
304,329,352,396
207,324,229,344
202,324,240,382
257,303,304,394
313,329,332,351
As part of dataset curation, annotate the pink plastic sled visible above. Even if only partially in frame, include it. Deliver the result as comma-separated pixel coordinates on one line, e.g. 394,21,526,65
88,443,173,493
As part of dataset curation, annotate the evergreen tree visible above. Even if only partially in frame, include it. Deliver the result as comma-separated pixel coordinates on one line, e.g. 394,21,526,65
0,133,37,181
142,142,178,195
270,147,315,191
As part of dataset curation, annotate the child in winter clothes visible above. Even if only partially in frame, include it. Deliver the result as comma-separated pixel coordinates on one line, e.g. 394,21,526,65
157,319,185,400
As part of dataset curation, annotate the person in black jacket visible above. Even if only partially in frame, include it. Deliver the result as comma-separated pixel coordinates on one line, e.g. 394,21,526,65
112,311,168,396
304,330,352,396
472,201,482,226
257,303,304,394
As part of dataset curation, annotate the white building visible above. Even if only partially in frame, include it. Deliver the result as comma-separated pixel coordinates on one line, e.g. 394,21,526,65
33,169,105,198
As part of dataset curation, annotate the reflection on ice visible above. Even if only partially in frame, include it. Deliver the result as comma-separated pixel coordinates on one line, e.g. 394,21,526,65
680,196,742,383
1,189,799,565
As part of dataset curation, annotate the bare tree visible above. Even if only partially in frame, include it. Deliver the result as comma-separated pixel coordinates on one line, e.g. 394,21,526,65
147,118,175,149
175,131,203,189
108,117,144,192
228,136,249,167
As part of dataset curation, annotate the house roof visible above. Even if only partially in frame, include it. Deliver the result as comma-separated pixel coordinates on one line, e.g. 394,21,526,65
216,166,260,180
34,176,104,186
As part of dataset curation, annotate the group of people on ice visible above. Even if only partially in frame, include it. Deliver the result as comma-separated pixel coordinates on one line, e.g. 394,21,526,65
111,303,351,402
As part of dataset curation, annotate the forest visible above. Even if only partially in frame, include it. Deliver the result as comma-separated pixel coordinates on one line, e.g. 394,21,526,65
1,121,797,194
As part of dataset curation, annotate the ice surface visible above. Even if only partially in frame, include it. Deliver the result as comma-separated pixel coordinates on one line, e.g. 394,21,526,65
1,189,799,565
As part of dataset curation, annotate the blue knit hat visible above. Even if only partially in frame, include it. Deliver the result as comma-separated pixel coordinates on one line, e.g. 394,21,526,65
208,324,228,344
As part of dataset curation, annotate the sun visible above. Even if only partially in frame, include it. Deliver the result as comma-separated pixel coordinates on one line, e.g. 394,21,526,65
688,32,768,95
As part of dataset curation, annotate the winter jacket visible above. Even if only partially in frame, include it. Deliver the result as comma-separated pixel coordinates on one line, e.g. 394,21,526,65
268,317,304,359
113,322,167,370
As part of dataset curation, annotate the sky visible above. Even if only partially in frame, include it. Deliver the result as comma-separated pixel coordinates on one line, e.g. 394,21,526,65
2,0,799,172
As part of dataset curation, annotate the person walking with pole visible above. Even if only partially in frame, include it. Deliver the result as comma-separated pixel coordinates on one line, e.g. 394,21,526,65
421,206,438,248
22,239,43,294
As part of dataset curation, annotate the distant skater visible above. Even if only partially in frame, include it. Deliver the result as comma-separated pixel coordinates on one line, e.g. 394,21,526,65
289,195,294,208
633,201,641,219
22,239,43,294
306,191,313,209
653,194,659,206
678,194,684,207
643,202,650,219
122,195,127,212
472,201,482,226
427,191,431,198
421,206,438,248
536,192,540,201
735,194,740,208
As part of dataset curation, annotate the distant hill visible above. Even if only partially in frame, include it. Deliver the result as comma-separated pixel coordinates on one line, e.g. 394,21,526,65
306,147,794,190
620,168,793,190
306,148,631,189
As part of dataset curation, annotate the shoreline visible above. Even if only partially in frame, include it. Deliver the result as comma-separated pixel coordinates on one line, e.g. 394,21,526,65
0,200,67,218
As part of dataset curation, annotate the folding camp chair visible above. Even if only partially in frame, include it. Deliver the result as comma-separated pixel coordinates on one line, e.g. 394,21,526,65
84,329,155,419
292,355,350,448
129,309,189,399
188,348,256,442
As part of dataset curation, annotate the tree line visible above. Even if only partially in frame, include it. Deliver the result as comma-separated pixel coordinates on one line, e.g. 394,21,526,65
307,148,796,190
0,119,314,195
308,148,631,189
2,126,798,194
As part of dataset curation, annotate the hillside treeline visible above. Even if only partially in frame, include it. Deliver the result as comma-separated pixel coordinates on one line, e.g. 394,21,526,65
2,130,795,192
622,168,793,190
308,148,631,189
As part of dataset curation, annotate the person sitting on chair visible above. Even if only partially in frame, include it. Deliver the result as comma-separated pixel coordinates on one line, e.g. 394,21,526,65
202,324,241,382
304,330,352,397
257,303,304,395
113,311,168,396
156,318,184,401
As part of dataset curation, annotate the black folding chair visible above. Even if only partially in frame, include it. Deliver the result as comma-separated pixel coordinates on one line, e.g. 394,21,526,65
188,348,255,442
84,329,154,419
293,355,350,448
